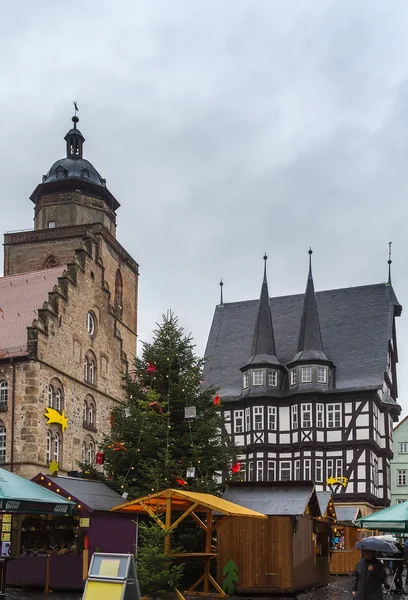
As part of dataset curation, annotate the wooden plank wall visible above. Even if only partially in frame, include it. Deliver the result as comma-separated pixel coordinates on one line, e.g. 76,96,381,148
217,516,294,592
330,548,360,575
292,517,330,590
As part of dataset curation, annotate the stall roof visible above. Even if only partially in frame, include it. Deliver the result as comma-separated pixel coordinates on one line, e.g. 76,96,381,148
222,482,321,517
357,502,408,532
0,468,74,514
336,506,361,523
32,474,124,512
111,488,267,518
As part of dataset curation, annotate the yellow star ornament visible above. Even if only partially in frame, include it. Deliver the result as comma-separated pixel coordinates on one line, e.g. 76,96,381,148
49,461,59,475
44,407,69,432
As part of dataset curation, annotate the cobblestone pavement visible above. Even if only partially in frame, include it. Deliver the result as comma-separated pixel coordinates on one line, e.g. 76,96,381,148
4,575,408,599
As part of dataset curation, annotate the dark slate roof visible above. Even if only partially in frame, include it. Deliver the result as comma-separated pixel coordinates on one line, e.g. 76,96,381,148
222,483,320,516
335,506,361,522
43,157,105,188
203,282,401,400
242,268,279,368
48,476,124,511
291,257,328,363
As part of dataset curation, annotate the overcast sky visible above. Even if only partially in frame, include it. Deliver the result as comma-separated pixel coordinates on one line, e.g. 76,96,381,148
2,1,408,413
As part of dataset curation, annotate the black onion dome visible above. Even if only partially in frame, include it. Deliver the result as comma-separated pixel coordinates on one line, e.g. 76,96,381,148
42,156,106,188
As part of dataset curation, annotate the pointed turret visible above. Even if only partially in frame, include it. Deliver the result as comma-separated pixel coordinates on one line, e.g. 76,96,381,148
244,254,279,367
292,248,328,363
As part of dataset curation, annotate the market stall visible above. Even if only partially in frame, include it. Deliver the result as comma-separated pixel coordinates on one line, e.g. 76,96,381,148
330,506,363,575
6,473,136,591
219,482,330,594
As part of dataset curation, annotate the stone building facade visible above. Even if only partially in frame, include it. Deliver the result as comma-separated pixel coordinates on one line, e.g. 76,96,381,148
0,116,138,478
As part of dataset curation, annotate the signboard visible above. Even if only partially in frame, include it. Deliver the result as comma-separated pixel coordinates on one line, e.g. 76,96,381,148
83,553,141,600
80,518,90,528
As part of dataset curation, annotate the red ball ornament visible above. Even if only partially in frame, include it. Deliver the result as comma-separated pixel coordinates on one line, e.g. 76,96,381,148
146,362,156,374
213,394,221,406
175,478,188,486
95,452,105,465
231,462,241,474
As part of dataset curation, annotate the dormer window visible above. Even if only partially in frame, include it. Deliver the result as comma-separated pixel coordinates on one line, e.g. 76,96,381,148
317,366,327,383
81,168,90,178
268,371,278,387
243,372,249,389
301,366,312,383
290,369,297,386
252,370,264,386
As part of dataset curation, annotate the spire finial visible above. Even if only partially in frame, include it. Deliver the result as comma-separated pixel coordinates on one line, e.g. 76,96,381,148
388,241,392,284
308,247,313,279
72,101,79,129
263,253,268,281
219,279,224,306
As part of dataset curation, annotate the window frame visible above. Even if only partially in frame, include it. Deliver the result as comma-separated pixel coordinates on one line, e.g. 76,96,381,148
294,459,301,481
280,461,291,482
267,460,276,482
256,460,263,482
46,431,52,464
315,458,323,483
327,458,334,480
53,432,60,463
268,406,276,431
0,382,8,408
89,360,95,384
290,369,297,386
87,441,94,463
400,442,408,454
245,407,250,432
243,372,249,389
301,366,312,383
0,425,6,464
304,458,311,481
268,371,278,387
317,366,327,384
291,405,298,429
54,388,62,412
398,469,407,486
327,403,342,428
317,403,324,428
47,385,53,408
253,406,264,431
252,370,264,386
301,404,312,428
234,410,244,434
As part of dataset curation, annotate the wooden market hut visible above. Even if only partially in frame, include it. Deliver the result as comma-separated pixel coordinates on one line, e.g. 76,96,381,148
6,473,136,591
316,491,337,522
111,487,267,598
330,506,364,575
219,482,330,594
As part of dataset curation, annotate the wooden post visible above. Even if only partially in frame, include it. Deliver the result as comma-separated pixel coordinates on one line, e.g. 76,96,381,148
83,549,89,581
44,554,50,593
164,495,172,555
204,510,212,594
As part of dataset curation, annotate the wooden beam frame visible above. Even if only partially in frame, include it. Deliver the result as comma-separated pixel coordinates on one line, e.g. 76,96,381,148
140,500,166,530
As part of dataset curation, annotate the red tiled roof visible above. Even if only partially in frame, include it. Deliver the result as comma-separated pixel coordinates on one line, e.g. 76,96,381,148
0,267,65,358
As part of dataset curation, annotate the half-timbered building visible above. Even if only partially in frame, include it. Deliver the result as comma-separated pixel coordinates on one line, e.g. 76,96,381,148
203,252,401,510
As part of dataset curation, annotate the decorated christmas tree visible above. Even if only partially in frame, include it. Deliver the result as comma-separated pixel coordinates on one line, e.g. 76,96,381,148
103,312,237,497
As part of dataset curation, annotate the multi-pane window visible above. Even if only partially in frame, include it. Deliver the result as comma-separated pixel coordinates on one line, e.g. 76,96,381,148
317,404,324,428
256,460,264,481
315,459,323,483
252,370,264,386
0,382,8,408
317,367,327,383
294,460,301,481
88,442,94,463
0,426,5,464
301,367,312,383
398,470,407,486
46,431,52,463
81,442,86,462
89,404,94,427
54,432,60,463
335,459,343,478
55,389,62,411
253,407,264,430
248,461,254,482
400,443,408,454
268,407,276,431
290,369,297,386
89,360,95,384
301,404,312,428
373,458,379,488
84,358,88,381
327,459,334,480
268,460,276,482
268,371,278,387
234,410,244,433
304,459,311,481
47,386,53,408
243,372,249,389
397,499,407,504
280,461,291,482
245,408,250,432
327,404,341,428
83,401,88,424
291,405,298,429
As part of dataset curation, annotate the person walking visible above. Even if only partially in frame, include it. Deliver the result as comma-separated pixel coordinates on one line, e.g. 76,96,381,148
352,550,388,600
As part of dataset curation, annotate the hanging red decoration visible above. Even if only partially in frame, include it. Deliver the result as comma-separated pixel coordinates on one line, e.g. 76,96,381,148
231,462,241,474
175,478,188,486
213,394,221,406
108,442,126,451
109,413,115,427
148,401,163,413
146,362,156,374
95,452,105,465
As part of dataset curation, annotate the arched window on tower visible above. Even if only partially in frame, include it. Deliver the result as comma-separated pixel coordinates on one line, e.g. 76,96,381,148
114,269,123,315
88,441,94,463
54,432,61,463
46,431,52,464
83,400,88,425
43,255,59,269
81,442,86,462
0,381,8,409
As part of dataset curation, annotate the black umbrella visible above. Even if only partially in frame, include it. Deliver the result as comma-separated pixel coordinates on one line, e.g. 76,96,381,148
356,537,399,553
